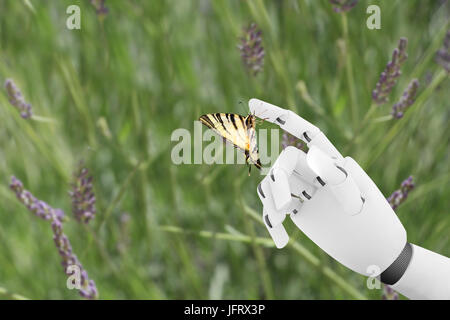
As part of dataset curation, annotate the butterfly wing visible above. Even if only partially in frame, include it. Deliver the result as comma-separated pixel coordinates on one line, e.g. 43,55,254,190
245,115,262,169
199,113,262,170
199,113,248,151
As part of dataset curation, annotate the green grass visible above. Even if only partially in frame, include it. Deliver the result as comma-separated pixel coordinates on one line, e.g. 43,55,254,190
0,0,448,300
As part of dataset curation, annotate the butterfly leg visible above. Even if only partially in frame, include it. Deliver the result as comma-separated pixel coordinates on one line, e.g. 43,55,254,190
245,151,251,176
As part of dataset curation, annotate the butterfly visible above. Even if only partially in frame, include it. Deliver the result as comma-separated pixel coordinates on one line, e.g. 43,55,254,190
199,112,262,174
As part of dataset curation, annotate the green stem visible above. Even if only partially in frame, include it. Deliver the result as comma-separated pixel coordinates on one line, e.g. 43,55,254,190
97,160,143,231
344,103,377,153
295,80,344,132
22,0,35,13
57,59,97,149
158,225,274,246
342,14,358,130
31,115,58,123
82,223,120,275
372,115,394,123
238,195,275,299
0,286,30,300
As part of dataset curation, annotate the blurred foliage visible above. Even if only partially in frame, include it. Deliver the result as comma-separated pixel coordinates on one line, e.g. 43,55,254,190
0,0,448,299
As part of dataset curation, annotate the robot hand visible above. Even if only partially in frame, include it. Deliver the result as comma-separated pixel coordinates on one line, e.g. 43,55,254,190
251,98,450,299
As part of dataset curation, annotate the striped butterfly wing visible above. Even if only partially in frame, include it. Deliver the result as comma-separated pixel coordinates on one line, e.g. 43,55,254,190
199,113,262,170
199,113,250,152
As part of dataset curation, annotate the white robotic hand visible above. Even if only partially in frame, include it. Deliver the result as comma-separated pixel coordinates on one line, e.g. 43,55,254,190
251,98,450,300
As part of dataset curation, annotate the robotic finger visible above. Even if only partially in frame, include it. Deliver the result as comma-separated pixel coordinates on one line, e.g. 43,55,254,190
267,146,300,211
249,98,342,159
262,207,289,249
257,180,289,249
257,179,286,227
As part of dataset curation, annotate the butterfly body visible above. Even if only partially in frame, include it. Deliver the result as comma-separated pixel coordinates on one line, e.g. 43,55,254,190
199,113,262,172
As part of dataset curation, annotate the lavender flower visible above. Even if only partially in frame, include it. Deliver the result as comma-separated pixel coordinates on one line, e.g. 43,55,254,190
435,30,450,72
10,176,98,299
282,132,307,152
90,0,109,19
10,176,64,222
69,162,96,224
329,0,359,13
391,79,419,119
51,217,98,299
382,284,399,300
4,79,32,119
372,38,408,105
387,176,415,211
238,23,265,76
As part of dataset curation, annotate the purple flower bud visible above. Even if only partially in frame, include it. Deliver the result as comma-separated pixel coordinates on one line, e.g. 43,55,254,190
4,79,32,119
10,176,61,221
9,176,98,299
382,284,399,300
329,0,359,13
391,79,419,119
372,38,409,105
238,23,265,76
69,162,96,224
435,30,450,72
387,176,415,211
90,0,109,19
